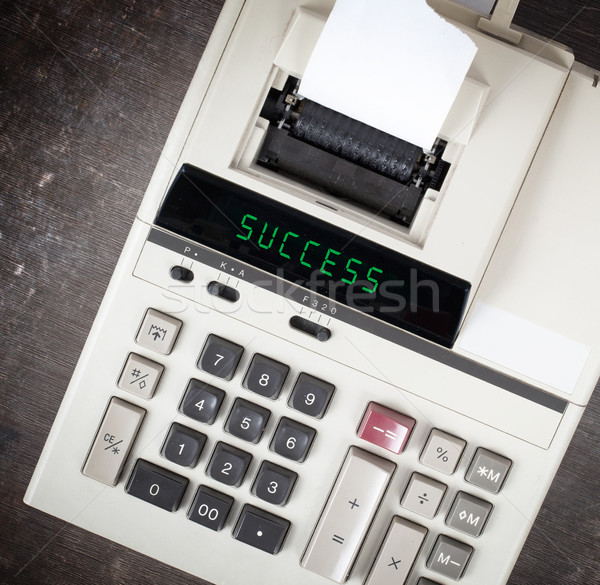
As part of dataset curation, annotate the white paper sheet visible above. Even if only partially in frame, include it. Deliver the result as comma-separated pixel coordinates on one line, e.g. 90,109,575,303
299,0,478,149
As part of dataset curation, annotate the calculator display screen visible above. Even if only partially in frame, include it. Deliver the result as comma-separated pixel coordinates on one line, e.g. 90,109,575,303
155,164,470,347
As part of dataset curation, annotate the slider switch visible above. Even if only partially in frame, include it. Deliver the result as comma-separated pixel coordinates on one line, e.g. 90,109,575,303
207,281,240,303
290,316,331,342
170,265,194,282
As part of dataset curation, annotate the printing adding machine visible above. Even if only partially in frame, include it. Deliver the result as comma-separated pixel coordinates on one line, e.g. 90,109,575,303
25,1,600,585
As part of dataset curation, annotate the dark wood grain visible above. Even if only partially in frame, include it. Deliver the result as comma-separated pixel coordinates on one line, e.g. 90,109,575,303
0,1,598,584
514,0,600,69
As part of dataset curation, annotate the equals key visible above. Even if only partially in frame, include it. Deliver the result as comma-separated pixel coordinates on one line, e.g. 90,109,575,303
302,447,395,583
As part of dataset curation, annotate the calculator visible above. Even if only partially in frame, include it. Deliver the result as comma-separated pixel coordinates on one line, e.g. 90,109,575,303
25,1,600,585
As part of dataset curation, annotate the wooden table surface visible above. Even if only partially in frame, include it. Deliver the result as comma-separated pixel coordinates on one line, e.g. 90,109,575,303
1,1,599,584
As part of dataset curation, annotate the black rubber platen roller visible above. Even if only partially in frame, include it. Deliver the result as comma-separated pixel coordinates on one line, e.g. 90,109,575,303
292,100,421,184
257,76,450,227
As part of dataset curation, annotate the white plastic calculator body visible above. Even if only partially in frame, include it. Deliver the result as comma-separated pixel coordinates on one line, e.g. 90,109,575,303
25,2,600,585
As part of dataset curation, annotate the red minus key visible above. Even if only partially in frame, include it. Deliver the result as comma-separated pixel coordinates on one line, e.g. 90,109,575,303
357,402,415,454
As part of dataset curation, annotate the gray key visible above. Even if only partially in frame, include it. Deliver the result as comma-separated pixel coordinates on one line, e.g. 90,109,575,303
420,429,466,475
400,473,446,518
302,447,395,583
243,354,289,399
446,491,492,537
225,398,270,443
118,353,164,399
82,397,145,485
427,535,473,580
198,334,243,380
135,308,182,355
365,516,427,585
125,459,188,512
465,448,511,493
288,373,335,418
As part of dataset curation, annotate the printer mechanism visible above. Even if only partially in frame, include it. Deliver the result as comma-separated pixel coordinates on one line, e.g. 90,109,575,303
228,5,495,255
257,75,451,227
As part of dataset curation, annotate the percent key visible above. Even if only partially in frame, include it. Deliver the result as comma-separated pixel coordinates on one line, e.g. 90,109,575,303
420,430,466,475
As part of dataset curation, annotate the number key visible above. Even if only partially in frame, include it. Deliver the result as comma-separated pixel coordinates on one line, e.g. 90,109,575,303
198,334,243,380
225,398,270,443
252,461,297,506
161,423,206,468
187,485,233,531
271,417,315,462
179,379,225,424
243,354,289,399
288,373,334,419
207,442,252,487
125,459,188,512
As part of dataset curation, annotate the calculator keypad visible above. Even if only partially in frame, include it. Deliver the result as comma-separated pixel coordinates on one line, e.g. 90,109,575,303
102,307,516,584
